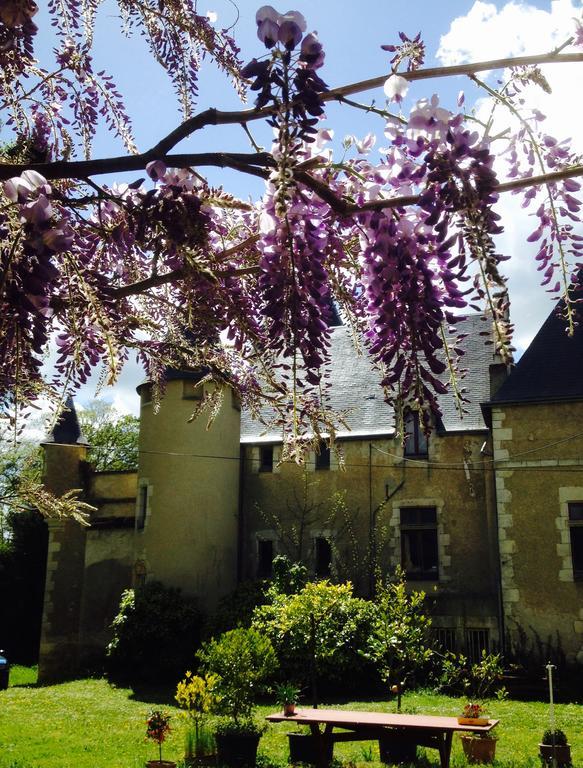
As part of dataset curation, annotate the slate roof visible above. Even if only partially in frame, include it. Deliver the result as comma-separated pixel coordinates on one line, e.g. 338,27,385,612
491,302,583,405
241,313,498,442
43,396,88,446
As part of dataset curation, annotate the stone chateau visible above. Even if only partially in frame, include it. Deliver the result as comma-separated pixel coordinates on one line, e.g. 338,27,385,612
38,306,583,681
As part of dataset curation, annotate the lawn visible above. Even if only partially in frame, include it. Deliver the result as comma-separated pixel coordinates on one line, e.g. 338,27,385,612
0,668,582,768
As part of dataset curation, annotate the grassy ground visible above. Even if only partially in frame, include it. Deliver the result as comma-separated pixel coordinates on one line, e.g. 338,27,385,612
0,668,582,768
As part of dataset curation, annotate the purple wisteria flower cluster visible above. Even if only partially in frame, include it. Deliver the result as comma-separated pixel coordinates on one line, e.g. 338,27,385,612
1,5,583,455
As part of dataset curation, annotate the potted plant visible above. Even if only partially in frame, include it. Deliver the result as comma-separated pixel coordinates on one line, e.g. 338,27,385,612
458,702,489,726
175,671,218,764
274,682,300,716
539,728,572,767
460,731,498,764
197,627,277,768
145,709,176,768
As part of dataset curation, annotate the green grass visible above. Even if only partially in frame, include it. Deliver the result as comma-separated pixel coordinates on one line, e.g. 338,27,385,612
0,670,582,768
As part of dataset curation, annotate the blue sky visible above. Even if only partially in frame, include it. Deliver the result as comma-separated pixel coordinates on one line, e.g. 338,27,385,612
27,0,583,414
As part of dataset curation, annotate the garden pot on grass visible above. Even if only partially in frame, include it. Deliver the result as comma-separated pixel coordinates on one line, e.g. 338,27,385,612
539,743,572,767
378,731,417,765
461,735,497,764
146,762,177,768
215,731,260,768
288,732,333,765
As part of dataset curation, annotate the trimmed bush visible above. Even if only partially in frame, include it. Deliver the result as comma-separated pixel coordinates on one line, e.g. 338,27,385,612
106,580,202,686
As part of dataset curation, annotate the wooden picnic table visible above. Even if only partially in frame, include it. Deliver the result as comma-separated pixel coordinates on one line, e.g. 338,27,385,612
266,707,499,768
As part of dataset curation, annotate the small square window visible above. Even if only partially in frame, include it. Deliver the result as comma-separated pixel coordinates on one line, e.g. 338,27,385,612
259,446,274,473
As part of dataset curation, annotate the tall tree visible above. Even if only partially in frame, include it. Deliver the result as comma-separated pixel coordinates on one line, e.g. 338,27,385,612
79,401,139,472
0,2,582,469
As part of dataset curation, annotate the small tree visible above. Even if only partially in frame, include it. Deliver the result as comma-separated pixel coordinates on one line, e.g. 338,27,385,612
364,568,433,710
197,628,277,729
253,579,375,705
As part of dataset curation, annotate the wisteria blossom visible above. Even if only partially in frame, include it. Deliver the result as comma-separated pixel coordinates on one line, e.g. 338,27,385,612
0,3,583,464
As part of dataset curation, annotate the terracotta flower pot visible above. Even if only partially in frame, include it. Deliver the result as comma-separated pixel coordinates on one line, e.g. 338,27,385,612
461,735,497,764
283,702,296,716
146,761,177,768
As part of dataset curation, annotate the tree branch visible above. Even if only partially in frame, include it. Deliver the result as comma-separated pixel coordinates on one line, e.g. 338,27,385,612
0,152,274,182
1,52,581,182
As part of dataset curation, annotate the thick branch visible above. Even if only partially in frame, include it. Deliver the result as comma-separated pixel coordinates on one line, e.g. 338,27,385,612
0,152,274,182
1,52,581,182
296,164,583,216
325,51,583,101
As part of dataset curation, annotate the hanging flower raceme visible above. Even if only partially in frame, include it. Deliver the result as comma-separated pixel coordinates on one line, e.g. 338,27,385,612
360,210,460,426
258,185,333,388
0,171,74,396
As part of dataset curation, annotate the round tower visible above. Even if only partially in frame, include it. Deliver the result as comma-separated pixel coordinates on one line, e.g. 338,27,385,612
135,371,241,611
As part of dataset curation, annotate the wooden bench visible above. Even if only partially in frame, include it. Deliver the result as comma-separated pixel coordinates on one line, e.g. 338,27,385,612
266,707,499,768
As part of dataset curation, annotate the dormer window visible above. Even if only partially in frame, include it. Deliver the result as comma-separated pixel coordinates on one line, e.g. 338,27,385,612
404,410,428,458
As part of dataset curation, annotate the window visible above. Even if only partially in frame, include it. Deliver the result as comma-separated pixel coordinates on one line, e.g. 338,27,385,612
315,443,330,471
465,628,490,663
433,627,457,654
404,410,428,457
257,539,274,578
136,485,148,530
313,537,332,577
259,445,274,473
400,507,438,580
568,502,583,580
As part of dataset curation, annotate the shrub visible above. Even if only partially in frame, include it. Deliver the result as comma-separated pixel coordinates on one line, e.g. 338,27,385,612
106,581,202,686
197,627,277,724
204,579,269,638
436,650,504,699
541,729,569,746
363,569,433,708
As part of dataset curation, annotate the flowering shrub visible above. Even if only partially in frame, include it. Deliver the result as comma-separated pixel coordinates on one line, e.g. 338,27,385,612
175,672,218,758
146,710,172,764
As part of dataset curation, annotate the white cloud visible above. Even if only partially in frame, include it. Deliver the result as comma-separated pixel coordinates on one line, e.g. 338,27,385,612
437,0,583,352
